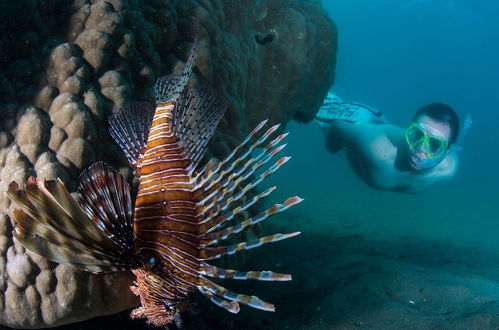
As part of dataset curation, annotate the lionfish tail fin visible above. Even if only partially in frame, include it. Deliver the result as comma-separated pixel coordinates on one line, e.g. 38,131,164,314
108,102,156,172
7,163,137,273
155,35,199,104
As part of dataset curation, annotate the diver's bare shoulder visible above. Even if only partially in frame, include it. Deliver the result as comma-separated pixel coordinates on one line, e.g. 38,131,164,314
427,151,459,180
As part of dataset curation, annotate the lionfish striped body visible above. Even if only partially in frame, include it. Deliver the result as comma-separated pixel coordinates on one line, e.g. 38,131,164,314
7,37,302,326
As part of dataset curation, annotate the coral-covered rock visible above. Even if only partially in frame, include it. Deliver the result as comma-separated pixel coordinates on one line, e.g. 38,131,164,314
0,0,336,327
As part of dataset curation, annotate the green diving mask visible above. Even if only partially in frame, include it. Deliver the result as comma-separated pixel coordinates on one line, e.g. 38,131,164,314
405,122,448,159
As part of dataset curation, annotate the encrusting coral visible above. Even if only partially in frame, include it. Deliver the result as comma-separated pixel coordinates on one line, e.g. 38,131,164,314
0,0,336,327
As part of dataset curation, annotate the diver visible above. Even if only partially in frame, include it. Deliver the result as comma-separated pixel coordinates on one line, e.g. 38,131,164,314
315,91,472,193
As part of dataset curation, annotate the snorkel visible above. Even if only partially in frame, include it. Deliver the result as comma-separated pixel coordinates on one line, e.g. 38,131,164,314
448,114,473,152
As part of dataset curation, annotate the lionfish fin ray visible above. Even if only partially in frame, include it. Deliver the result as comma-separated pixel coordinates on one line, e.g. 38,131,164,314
13,230,128,273
201,263,292,281
195,121,282,187
108,102,156,172
77,162,135,257
155,35,198,103
195,119,269,182
9,178,106,246
203,196,304,244
201,232,301,260
197,286,240,313
11,206,106,257
199,154,292,233
173,87,227,169
195,122,291,232
7,171,137,273
199,278,275,312
198,185,276,234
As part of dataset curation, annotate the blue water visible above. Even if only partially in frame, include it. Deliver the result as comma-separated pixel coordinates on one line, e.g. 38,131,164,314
323,0,499,186
271,0,499,247
261,1,499,328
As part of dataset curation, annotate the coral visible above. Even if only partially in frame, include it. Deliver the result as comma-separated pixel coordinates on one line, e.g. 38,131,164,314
0,0,336,327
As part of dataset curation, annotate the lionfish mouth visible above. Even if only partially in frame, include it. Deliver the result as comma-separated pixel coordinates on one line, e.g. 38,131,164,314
130,269,180,327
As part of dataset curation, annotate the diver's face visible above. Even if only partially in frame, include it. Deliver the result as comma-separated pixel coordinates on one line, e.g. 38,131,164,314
406,115,451,170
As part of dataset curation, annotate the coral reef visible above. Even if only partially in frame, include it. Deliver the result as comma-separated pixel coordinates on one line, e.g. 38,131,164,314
0,0,336,327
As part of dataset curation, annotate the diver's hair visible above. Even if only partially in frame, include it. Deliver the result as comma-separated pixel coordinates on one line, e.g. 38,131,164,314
413,103,460,146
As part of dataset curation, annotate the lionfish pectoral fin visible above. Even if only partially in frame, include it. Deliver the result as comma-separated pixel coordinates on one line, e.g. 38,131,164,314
202,195,304,244
194,120,299,233
201,232,301,260
201,263,292,281
8,178,112,250
77,162,136,259
12,230,122,273
11,205,110,263
197,286,240,314
194,119,274,184
190,119,302,312
199,278,276,312
204,157,221,172
7,163,137,273
108,102,156,172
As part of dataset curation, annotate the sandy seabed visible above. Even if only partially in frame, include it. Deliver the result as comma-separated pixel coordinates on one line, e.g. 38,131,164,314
32,185,499,330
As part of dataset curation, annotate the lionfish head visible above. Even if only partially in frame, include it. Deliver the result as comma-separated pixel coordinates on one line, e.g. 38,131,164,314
130,269,188,327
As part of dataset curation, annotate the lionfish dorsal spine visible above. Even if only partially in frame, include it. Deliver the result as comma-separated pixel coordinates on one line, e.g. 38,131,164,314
108,36,199,173
108,102,156,172
155,35,199,104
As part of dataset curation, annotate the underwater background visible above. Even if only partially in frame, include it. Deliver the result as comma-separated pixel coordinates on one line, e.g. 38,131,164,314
1,0,498,329
265,0,499,328
283,0,499,252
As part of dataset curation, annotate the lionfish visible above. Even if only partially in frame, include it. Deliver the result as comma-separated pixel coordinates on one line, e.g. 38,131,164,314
7,37,302,327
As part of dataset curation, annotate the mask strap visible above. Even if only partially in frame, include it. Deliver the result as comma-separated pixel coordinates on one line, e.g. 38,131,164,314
449,114,472,152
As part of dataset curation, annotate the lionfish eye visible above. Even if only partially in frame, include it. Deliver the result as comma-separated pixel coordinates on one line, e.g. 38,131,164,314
163,301,174,313
144,257,156,269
